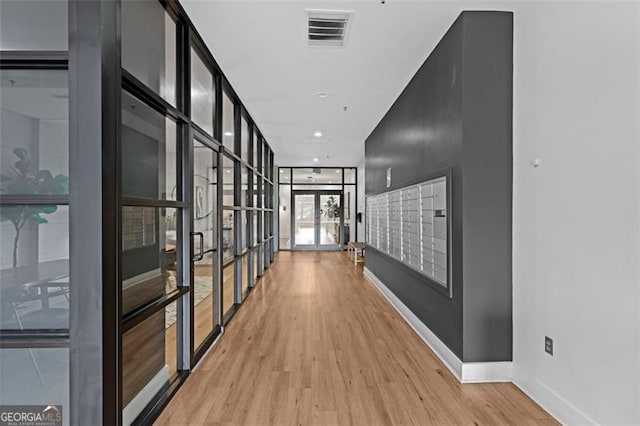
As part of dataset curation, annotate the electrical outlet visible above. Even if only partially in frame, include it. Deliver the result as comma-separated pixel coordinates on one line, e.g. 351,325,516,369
544,336,553,356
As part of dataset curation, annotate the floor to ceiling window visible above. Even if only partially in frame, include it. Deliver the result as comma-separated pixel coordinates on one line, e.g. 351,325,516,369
278,167,357,250
0,1,70,423
0,0,276,424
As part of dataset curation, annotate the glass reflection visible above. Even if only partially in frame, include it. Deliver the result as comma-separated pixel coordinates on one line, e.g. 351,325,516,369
122,207,178,315
122,91,177,201
191,49,214,136
122,0,176,105
222,91,234,151
193,141,216,349
0,206,69,330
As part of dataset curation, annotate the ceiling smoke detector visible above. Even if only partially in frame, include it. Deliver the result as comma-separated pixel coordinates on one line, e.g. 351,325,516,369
307,9,354,48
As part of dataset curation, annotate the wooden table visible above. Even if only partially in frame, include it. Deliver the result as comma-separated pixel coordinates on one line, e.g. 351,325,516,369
347,242,366,265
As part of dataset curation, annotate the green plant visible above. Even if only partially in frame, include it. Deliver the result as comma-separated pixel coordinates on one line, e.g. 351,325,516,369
324,196,340,219
0,148,69,268
323,196,341,244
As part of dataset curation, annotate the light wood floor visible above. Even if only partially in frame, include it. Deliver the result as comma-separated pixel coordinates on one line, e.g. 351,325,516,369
156,251,556,425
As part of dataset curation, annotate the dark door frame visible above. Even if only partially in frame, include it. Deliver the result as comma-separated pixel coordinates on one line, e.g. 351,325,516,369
291,190,343,251
190,132,222,366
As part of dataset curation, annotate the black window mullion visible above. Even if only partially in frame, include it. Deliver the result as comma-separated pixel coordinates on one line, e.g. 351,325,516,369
122,69,187,123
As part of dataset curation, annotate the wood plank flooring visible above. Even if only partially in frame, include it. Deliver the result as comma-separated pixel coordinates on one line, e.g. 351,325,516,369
155,251,556,425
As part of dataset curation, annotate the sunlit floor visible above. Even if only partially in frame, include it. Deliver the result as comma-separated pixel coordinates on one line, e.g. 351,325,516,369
156,251,556,425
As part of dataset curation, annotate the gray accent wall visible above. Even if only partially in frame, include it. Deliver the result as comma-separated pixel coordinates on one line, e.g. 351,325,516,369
365,11,513,362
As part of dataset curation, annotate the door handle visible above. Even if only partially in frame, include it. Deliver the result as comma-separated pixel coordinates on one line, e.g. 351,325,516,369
192,232,204,261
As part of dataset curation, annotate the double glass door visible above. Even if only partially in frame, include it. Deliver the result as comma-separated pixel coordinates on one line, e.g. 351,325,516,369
292,191,343,250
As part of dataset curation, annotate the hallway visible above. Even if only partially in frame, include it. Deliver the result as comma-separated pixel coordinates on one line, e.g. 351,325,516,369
155,251,555,425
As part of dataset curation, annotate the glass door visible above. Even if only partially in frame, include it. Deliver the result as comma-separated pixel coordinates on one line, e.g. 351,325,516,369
292,191,343,250
293,193,317,248
319,193,342,249
192,138,219,353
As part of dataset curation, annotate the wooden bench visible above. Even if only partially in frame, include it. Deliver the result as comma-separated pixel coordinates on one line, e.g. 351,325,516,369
347,242,366,265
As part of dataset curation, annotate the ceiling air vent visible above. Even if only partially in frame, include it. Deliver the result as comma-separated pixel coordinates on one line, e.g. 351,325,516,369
307,9,353,48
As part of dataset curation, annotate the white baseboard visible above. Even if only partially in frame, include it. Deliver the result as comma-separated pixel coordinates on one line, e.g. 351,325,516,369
363,267,512,383
461,362,513,383
123,365,170,426
512,373,596,425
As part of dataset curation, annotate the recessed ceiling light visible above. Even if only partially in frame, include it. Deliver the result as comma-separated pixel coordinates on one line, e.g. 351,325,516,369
335,170,340,173
224,132,233,136
226,170,231,173
313,158,319,162
316,92,329,98
314,131,322,138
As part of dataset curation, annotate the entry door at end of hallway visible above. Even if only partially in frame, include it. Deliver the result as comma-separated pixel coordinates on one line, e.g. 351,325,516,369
292,191,343,250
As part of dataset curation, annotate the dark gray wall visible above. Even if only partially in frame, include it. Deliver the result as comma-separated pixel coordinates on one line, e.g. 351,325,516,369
460,12,513,362
365,11,512,363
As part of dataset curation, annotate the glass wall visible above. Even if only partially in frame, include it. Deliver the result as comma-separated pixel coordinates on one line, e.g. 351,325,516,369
190,49,214,136
0,0,277,423
192,139,217,350
278,167,358,250
0,2,71,419
0,65,70,420
122,0,176,105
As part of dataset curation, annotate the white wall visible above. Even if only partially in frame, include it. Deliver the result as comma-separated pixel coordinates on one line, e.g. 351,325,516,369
511,2,640,424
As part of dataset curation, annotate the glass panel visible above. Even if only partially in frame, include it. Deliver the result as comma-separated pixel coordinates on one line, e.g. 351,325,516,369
0,205,69,330
278,168,291,184
252,211,257,246
222,262,234,315
320,194,341,245
292,168,341,184
257,210,263,243
193,141,216,349
190,49,214,136
257,139,263,174
239,255,248,296
240,210,247,250
263,147,270,179
279,185,291,249
222,156,234,206
240,116,249,160
294,194,315,246
264,208,268,240
123,301,178,413
122,207,178,315
0,69,69,195
257,244,263,276
222,210,234,263
344,168,356,184
252,248,258,282
344,185,356,244
0,1,67,51
122,0,176,105
252,130,258,167
240,167,248,207
122,91,177,200
222,91,234,151
0,348,69,425
253,175,259,208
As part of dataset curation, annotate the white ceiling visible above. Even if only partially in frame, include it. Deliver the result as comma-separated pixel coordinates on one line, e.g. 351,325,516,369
181,0,506,167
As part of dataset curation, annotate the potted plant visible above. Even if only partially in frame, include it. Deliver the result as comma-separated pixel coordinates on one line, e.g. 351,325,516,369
323,195,341,244
0,148,69,269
